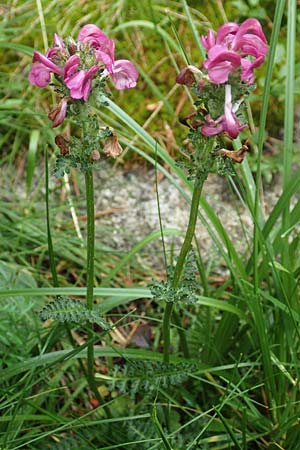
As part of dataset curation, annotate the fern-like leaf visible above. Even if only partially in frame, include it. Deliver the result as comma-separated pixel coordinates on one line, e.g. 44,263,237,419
107,361,199,396
39,296,109,329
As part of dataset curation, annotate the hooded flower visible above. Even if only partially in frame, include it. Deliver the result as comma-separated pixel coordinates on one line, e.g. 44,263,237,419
107,59,139,90
28,51,63,87
46,33,66,62
65,65,99,101
201,18,268,84
201,84,246,139
78,24,115,70
203,46,241,84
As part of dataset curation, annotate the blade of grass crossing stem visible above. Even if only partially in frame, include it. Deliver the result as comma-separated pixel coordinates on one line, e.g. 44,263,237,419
180,0,206,59
282,0,296,300
214,407,243,450
26,130,40,194
152,401,174,450
277,0,298,407
252,0,286,413
169,16,191,65
45,147,58,287
36,0,48,51
155,143,168,274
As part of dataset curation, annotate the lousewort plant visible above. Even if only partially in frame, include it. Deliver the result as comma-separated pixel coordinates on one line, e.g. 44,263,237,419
29,24,138,409
150,19,268,371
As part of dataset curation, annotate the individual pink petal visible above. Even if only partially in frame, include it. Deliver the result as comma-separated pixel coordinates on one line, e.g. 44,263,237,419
223,84,246,138
241,55,265,84
201,114,224,136
65,70,86,99
234,18,267,43
233,35,268,58
28,63,52,87
53,33,64,48
216,22,239,46
201,29,216,50
32,51,63,75
82,65,99,100
95,42,115,66
63,55,80,80
46,34,66,61
223,102,246,138
108,59,138,90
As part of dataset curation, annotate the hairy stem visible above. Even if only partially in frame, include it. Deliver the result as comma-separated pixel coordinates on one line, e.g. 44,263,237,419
163,179,204,363
85,168,105,408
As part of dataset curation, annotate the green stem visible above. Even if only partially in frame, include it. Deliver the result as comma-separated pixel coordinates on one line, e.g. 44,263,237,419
85,168,95,311
84,168,105,408
163,179,204,363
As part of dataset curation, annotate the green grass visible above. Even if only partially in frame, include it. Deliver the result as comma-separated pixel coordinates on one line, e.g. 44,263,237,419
1,0,300,448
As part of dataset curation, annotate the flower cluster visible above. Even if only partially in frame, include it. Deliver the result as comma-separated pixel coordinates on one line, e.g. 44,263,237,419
29,24,138,127
177,18,268,140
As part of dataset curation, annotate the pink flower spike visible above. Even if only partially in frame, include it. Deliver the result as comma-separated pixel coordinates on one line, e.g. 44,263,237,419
32,51,63,76
108,59,138,90
28,63,52,87
201,30,216,50
65,65,99,101
48,98,68,128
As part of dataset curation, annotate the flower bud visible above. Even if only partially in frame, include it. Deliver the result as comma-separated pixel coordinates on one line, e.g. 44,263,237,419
91,149,101,161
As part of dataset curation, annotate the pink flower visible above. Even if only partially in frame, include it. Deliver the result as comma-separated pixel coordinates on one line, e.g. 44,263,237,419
65,65,99,101
241,55,265,84
203,46,241,84
28,51,63,87
107,59,139,90
48,98,68,127
46,33,66,61
201,84,246,138
201,29,216,50
201,18,268,84
78,24,115,70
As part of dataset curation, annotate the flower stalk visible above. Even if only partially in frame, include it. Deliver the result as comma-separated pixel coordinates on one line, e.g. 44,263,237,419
163,176,205,364
84,168,101,403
